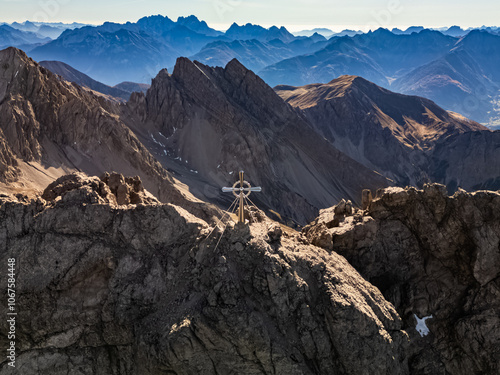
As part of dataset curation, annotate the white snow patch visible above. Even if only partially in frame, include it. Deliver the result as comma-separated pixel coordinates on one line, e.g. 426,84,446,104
14,70,19,77
150,133,165,147
229,171,233,175
190,169,198,174
217,164,221,169
414,314,433,337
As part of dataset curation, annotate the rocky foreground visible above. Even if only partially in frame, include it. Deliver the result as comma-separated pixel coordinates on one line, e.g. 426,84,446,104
0,173,408,375
1,174,499,374
304,184,500,374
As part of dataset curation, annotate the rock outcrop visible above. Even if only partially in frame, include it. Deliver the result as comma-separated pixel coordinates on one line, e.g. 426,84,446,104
40,172,160,206
304,184,500,374
0,175,410,374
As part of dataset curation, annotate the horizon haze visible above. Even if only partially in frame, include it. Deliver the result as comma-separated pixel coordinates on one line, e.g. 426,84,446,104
0,0,499,32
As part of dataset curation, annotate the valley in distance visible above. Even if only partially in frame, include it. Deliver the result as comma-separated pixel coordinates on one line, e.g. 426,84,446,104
0,13,499,375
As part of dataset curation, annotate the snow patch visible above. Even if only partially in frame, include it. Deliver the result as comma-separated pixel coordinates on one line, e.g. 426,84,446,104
414,314,433,337
150,133,165,147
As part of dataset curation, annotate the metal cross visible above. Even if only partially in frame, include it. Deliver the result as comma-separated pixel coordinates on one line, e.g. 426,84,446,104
222,171,262,223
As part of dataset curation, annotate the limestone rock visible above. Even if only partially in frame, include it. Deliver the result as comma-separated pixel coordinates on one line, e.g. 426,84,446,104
0,176,410,375
362,189,373,210
100,172,159,205
305,183,500,374
42,172,117,205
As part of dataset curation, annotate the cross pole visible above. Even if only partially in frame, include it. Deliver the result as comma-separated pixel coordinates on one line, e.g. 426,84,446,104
222,171,262,223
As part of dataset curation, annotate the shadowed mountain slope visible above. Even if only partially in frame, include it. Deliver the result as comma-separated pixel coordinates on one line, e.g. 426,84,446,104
123,58,390,224
39,60,131,101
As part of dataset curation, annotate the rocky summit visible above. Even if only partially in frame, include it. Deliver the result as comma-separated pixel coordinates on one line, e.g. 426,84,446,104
304,183,500,374
0,173,409,374
2,174,499,374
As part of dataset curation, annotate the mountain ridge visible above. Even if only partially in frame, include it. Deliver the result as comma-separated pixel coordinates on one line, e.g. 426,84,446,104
276,75,492,188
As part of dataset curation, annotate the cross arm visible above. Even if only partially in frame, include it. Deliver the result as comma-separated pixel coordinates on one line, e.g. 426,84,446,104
242,187,262,192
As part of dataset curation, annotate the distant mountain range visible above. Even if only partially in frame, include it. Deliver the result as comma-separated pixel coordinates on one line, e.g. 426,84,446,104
259,29,458,87
2,47,499,225
392,30,500,126
261,29,500,125
1,20,86,40
190,36,327,73
26,16,328,84
1,16,500,124
0,24,50,50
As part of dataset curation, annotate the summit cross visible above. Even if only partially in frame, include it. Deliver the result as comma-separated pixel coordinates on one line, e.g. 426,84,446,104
222,171,262,223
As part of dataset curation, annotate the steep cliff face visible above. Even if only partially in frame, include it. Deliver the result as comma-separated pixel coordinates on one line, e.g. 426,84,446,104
0,130,18,182
303,184,500,374
125,58,390,225
0,47,163,184
0,174,409,374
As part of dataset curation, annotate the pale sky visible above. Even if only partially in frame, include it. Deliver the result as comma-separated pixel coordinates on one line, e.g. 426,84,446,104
0,0,499,32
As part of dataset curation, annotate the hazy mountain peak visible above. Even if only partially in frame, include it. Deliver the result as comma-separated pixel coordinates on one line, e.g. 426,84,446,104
371,27,393,35
137,14,174,24
177,15,199,22
176,15,223,36
136,14,175,33
225,22,294,42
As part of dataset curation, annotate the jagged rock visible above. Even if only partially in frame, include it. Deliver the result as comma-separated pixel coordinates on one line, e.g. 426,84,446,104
42,172,117,205
362,189,373,210
243,204,267,223
334,199,353,216
266,222,283,242
305,183,500,374
42,172,161,207
100,172,158,205
302,199,360,249
0,176,410,375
